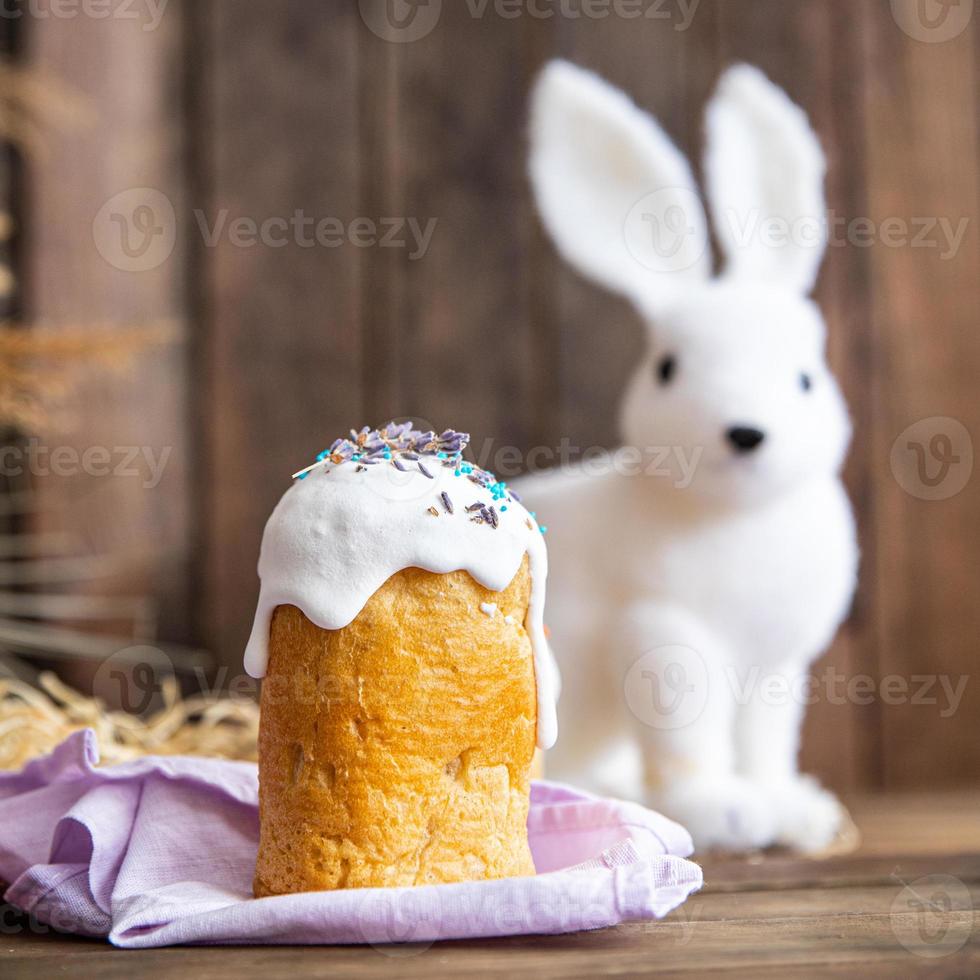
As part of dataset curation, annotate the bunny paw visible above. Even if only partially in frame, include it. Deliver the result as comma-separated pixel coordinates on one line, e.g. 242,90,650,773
648,775,777,853
763,776,843,853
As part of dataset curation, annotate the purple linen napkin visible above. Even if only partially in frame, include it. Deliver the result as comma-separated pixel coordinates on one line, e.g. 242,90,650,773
0,730,702,947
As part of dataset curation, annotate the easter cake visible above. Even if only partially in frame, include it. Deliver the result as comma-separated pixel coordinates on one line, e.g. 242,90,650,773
245,422,556,895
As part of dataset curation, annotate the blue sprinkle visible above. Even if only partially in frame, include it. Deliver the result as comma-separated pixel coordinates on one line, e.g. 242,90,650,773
530,511,536,518
454,469,461,476
437,452,447,459
500,505,508,512
540,526,548,534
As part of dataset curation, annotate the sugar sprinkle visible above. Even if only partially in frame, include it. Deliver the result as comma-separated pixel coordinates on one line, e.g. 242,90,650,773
289,421,546,535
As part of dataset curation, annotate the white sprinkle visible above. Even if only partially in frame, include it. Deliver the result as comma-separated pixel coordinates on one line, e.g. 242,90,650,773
504,615,515,625
291,458,328,480
480,602,497,618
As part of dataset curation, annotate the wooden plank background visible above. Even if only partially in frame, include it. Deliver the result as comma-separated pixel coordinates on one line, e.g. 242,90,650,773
24,6,192,646
14,0,979,792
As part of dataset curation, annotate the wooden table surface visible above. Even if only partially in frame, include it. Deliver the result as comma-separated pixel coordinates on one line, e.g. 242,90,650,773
3,792,978,978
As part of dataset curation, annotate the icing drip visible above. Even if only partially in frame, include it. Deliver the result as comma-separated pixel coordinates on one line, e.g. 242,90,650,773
244,427,558,750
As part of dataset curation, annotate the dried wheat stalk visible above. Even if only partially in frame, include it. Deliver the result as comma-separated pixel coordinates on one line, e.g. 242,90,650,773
0,60,95,158
0,320,176,429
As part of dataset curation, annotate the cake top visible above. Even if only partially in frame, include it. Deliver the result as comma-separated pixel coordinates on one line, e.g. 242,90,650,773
243,421,557,749
291,422,543,533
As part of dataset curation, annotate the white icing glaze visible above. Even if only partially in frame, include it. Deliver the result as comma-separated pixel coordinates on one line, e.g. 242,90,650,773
244,458,558,749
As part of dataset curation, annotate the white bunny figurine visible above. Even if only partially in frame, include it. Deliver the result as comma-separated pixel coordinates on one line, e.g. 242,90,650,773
520,61,859,852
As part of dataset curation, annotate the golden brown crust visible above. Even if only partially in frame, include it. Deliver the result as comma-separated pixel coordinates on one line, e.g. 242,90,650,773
253,557,537,895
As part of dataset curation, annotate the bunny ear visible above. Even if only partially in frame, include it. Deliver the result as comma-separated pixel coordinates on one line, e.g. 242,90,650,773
704,64,827,294
529,60,710,308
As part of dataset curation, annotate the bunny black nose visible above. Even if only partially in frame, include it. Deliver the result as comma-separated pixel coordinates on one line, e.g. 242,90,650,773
726,426,766,453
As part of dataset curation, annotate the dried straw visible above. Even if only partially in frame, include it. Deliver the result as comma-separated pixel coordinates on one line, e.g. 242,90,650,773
0,672,259,771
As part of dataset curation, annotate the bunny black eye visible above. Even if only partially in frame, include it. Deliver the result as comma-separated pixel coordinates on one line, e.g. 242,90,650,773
800,372,813,392
657,355,677,385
